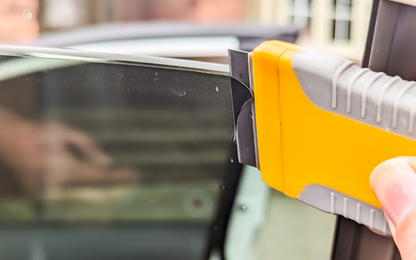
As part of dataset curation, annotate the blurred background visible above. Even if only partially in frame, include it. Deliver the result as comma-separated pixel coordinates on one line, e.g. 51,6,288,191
0,1,375,260
3,0,371,62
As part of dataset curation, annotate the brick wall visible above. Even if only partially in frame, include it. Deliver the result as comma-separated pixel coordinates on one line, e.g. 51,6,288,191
40,0,244,32
121,0,244,22
0,0,39,44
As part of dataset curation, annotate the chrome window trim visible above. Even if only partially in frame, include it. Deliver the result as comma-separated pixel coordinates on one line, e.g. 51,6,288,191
0,46,229,76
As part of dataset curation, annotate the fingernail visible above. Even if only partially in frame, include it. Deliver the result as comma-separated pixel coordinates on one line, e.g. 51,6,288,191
370,158,416,227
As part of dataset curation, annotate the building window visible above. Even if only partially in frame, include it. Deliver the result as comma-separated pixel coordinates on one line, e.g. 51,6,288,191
332,0,352,41
288,0,313,34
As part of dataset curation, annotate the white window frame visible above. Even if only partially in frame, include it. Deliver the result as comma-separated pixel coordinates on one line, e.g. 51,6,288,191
332,0,353,42
288,0,313,30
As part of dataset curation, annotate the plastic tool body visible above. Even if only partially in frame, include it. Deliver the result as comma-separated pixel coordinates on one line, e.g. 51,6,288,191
252,41,416,236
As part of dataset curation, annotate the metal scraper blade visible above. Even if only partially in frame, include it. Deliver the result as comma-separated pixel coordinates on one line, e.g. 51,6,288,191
228,49,258,168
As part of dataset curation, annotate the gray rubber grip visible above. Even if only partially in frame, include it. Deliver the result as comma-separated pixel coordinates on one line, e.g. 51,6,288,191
297,185,391,236
292,49,416,141
287,49,416,236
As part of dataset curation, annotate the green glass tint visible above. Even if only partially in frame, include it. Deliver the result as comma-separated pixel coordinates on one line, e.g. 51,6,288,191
0,56,233,223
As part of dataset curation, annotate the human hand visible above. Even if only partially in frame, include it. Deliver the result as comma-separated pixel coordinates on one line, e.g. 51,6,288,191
0,109,137,197
370,157,416,259
40,122,137,194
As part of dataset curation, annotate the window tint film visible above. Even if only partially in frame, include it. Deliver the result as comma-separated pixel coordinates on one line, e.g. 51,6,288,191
0,55,233,260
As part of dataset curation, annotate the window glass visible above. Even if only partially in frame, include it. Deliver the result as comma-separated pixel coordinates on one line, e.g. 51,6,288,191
288,0,313,37
252,191,336,260
332,0,352,42
225,167,336,260
0,55,233,259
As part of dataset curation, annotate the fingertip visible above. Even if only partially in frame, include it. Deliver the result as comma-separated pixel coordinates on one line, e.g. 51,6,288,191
393,206,416,259
370,158,406,190
385,213,396,237
370,157,416,227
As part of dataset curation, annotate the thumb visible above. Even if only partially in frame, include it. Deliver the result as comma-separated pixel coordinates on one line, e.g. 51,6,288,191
370,157,416,259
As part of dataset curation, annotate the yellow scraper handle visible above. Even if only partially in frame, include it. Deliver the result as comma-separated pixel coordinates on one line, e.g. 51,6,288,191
252,41,416,235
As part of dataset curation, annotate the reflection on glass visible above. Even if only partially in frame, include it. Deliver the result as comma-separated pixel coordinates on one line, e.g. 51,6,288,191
0,55,233,259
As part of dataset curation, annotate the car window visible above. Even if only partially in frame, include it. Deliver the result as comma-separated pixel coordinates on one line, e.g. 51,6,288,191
225,166,336,260
0,54,233,260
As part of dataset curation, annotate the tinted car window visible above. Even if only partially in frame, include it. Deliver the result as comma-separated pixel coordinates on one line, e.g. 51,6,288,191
0,55,233,260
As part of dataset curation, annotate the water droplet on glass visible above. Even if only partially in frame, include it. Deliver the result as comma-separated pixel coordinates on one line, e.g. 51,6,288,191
219,185,225,190
215,86,219,92
240,206,247,211
155,72,158,75
230,158,234,163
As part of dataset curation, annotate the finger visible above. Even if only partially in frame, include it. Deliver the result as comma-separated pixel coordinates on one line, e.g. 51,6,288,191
66,130,111,166
394,206,416,259
44,122,111,166
61,162,137,186
370,157,416,259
